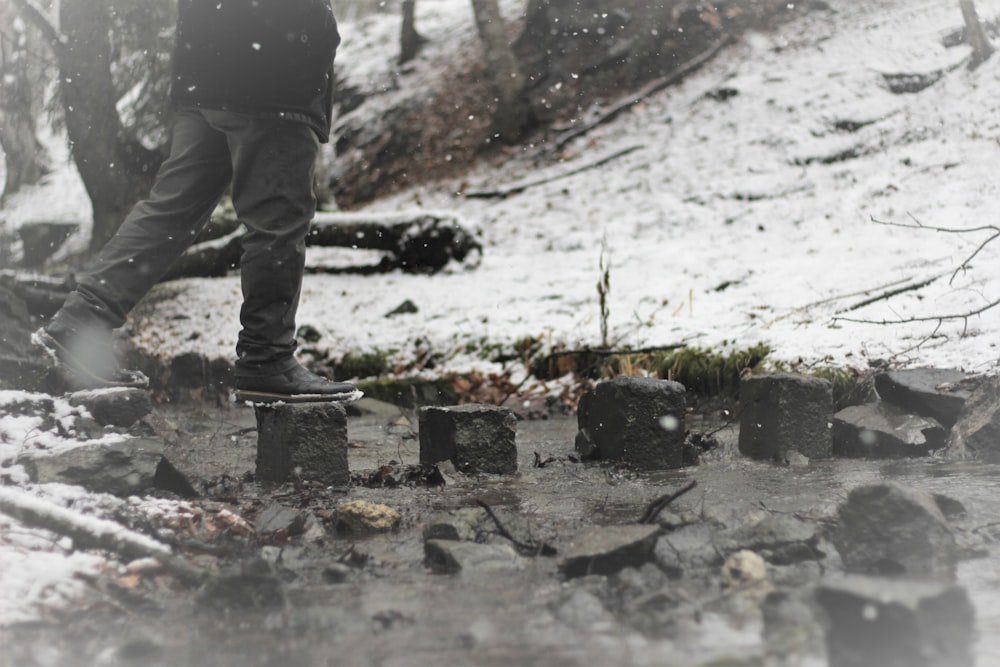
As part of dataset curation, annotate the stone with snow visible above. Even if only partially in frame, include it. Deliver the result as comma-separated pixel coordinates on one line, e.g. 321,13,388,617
874,368,978,428
943,375,1000,462
832,401,945,458
18,437,173,496
831,482,957,580
68,387,152,428
815,576,974,667
575,376,687,469
738,373,832,461
419,403,517,474
254,402,349,486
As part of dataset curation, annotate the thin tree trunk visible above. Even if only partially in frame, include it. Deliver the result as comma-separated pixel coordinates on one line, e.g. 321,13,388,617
469,0,533,143
960,0,994,68
11,0,163,254
398,0,427,65
0,5,49,199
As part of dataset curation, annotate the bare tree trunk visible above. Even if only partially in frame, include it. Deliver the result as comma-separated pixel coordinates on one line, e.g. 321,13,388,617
0,4,49,200
960,0,994,68
398,0,427,65
11,0,163,254
469,0,533,143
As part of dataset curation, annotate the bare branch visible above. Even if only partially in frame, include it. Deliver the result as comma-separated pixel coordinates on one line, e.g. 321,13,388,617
870,214,1000,285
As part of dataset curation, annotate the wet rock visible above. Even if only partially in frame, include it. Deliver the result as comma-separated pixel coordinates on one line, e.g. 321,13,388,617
418,403,517,474
762,590,827,667
423,507,490,542
17,221,79,267
68,387,153,428
255,503,308,537
574,376,687,469
739,373,833,461
254,402,349,486
874,368,978,428
943,375,1000,462
720,549,771,598
19,437,168,496
551,587,617,631
815,576,975,667
654,522,722,576
717,515,825,565
424,539,523,574
197,558,286,613
336,500,400,533
558,524,662,579
832,401,945,458
831,482,957,580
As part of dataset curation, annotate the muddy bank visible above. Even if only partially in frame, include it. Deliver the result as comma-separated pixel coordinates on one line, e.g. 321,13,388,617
3,395,1000,667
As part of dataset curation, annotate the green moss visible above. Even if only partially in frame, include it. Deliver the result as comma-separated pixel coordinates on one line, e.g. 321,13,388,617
333,351,390,381
654,344,771,396
356,376,457,409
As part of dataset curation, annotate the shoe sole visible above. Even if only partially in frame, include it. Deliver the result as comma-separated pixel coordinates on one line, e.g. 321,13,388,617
32,328,150,389
234,388,364,405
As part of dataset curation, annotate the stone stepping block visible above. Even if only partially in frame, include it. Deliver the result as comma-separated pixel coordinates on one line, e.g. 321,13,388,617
255,402,348,486
875,368,978,428
832,401,945,459
816,576,974,667
574,376,687,469
738,372,832,461
419,403,517,474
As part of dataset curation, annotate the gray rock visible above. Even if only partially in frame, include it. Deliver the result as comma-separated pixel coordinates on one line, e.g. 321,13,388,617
653,522,722,576
717,515,825,565
831,482,957,580
255,402,349,486
68,387,153,428
943,375,1000,462
762,590,826,667
423,507,490,542
832,401,945,458
419,403,517,474
575,376,687,469
255,503,308,536
815,576,975,667
739,373,833,461
559,524,662,579
874,368,978,428
19,437,166,496
424,539,523,575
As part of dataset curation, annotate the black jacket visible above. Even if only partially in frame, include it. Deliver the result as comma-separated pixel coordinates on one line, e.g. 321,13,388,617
170,0,340,142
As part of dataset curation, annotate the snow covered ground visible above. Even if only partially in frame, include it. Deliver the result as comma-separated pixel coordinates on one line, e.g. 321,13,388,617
1,0,1000,626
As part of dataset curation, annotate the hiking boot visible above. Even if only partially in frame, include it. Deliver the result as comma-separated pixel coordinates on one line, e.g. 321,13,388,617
234,364,362,404
32,326,149,389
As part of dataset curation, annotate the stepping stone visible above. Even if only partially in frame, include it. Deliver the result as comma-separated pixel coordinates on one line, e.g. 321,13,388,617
255,402,349,486
419,403,517,474
738,373,832,461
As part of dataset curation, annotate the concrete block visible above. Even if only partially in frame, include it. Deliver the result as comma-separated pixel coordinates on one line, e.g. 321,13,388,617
575,376,687,469
418,403,517,474
739,373,832,460
255,402,348,486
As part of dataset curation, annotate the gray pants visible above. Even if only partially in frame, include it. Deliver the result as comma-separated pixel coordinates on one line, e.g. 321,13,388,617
50,108,321,377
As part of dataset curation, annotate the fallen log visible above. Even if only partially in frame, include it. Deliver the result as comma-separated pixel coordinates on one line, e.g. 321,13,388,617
0,486,208,587
161,211,481,281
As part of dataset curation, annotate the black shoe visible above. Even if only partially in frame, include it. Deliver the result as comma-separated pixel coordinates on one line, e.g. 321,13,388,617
32,327,149,389
234,364,362,404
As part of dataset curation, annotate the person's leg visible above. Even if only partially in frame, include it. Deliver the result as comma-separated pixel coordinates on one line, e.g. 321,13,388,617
39,110,233,386
203,110,358,403
54,110,233,331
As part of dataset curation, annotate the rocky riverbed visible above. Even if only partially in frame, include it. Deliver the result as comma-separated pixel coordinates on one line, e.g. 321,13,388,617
3,387,1000,667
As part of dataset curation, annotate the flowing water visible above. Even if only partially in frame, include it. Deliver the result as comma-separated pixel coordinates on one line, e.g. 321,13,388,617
3,399,1000,667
